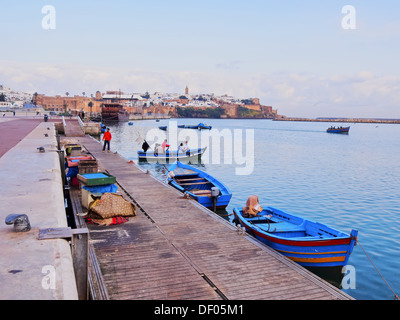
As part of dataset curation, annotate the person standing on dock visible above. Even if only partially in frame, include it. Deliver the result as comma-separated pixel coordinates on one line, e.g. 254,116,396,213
102,128,112,152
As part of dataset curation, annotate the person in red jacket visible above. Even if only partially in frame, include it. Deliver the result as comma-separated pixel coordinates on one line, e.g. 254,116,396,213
102,128,112,152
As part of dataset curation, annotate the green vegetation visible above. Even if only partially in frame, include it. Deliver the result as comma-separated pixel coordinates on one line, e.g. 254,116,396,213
241,99,255,105
237,106,262,118
176,106,225,118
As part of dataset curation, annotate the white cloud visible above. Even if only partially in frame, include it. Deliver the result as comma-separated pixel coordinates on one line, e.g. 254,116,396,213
1,60,399,118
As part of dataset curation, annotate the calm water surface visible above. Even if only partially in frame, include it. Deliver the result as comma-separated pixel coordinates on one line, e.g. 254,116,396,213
104,118,400,300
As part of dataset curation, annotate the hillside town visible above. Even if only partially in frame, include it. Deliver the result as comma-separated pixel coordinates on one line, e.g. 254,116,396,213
0,85,281,119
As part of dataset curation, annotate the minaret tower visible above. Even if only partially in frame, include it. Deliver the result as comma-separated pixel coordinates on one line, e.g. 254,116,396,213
185,85,189,96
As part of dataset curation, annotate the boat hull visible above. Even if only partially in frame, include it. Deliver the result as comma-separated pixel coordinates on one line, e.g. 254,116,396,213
101,103,129,122
168,161,232,209
178,123,212,130
137,147,207,163
233,207,358,268
327,126,350,134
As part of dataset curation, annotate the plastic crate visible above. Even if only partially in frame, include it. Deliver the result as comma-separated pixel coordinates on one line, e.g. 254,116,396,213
65,144,81,156
77,172,116,186
78,159,98,174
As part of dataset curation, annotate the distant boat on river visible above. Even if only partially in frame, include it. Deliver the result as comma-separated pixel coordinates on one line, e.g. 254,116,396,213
178,123,212,130
327,126,350,134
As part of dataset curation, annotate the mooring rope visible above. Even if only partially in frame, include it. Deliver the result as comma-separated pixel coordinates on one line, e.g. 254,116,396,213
357,240,399,300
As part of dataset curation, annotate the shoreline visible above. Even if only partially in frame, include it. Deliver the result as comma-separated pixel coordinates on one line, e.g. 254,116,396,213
273,117,400,124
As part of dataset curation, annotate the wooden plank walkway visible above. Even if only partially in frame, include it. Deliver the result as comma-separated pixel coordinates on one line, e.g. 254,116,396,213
65,118,84,137
73,135,353,300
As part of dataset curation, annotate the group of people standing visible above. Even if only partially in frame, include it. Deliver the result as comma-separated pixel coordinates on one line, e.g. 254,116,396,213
102,127,191,155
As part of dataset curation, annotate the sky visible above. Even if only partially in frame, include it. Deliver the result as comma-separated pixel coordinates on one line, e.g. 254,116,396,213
1,0,400,118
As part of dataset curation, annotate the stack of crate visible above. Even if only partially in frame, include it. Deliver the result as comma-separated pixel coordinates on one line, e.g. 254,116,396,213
77,172,117,209
78,159,98,175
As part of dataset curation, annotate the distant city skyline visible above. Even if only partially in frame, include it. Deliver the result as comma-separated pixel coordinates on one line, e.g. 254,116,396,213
1,1,400,118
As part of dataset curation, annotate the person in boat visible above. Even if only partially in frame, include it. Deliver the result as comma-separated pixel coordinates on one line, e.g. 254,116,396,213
154,143,164,156
177,142,184,154
161,139,170,151
182,140,190,152
142,140,150,152
243,195,263,218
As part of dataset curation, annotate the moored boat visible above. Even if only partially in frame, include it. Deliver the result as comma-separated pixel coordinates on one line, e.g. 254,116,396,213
233,199,358,268
327,126,350,134
101,103,129,122
167,161,232,210
137,147,207,162
178,123,212,130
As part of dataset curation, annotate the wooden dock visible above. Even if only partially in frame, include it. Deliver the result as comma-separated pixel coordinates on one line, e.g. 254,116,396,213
72,135,353,300
64,118,85,137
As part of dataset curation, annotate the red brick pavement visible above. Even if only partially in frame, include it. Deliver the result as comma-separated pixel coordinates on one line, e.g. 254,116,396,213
0,119,43,158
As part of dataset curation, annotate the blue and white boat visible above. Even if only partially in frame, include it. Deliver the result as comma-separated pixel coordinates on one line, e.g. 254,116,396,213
167,161,232,210
137,147,207,163
233,205,358,268
327,126,350,134
178,123,212,130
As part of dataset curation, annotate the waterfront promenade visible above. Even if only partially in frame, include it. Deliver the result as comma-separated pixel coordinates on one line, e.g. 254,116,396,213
0,117,78,299
0,117,353,300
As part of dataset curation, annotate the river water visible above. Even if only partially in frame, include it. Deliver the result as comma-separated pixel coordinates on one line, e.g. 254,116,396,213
102,118,400,300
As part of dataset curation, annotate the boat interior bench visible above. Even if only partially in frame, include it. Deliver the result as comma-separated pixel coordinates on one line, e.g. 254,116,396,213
190,190,212,196
175,177,204,182
179,181,211,186
248,217,306,233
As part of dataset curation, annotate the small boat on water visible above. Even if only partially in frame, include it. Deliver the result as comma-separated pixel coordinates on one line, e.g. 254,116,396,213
167,161,232,210
178,122,212,130
128,122,134,125
137,147,207,162
327,126,350,134
159,126,167,131
233,197,358,268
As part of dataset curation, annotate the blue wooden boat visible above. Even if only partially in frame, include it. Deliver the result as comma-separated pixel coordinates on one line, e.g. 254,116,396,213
233,205,358,268
128,122,134,125
167,161,232,209
178,123,212,130
137,147,207,162
159,126,167,131
327,126,350,134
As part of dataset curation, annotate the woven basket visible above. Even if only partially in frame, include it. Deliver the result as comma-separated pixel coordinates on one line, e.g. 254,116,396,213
88,193,136,220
